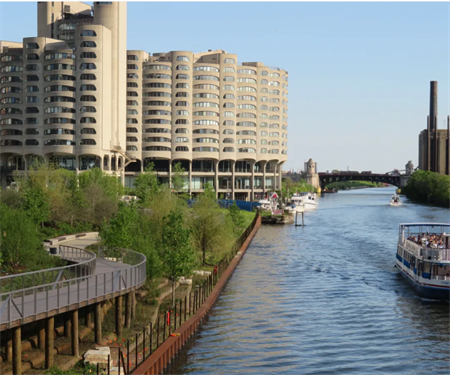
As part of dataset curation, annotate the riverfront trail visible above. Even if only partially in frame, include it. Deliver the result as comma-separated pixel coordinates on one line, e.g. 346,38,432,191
167,187,450,375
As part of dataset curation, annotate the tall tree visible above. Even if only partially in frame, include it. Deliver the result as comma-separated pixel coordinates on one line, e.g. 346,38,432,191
160,209,196,306
171,162,187,194
134,163,160,207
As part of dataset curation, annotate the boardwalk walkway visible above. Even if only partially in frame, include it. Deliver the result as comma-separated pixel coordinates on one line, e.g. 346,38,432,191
0,235,146,331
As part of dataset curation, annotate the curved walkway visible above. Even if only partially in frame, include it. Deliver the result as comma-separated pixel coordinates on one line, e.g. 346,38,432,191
0,234,146,331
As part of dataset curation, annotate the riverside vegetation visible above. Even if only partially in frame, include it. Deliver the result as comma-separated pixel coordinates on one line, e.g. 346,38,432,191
0,163,253,301
402,170,450,207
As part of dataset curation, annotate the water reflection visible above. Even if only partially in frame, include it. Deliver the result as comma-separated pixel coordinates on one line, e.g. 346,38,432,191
167,188,450,374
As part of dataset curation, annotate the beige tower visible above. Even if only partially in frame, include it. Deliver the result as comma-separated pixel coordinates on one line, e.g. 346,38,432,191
305,158,319,190
94,2,127,150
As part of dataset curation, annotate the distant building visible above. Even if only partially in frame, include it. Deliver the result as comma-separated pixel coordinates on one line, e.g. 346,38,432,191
0,2,288,200
418,81,450,175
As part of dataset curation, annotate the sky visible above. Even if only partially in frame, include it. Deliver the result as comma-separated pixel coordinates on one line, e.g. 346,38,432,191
0,1,449,173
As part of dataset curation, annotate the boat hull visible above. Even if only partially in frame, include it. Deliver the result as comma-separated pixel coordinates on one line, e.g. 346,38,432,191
390,202,402,206
395,261,450,300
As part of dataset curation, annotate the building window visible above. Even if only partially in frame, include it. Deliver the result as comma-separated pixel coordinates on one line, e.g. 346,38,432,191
193,120,218,126
175,146,189,152
127,82,138,88
237,69,256,75
237,147,256,153
127,146,138,151
176,74,190,80
80,41,97,48
80,106,97,113
176,65,189,70
143,146,171,151
238,95,256,101
80,30,97,37
193,129,218,135
127,100,138,106
194,138,219,143
176,56,189,62
80,73,97,80
223,58,235,64
238,78,256,83
25,139,39,146
194,84,219,90
127,127,138,133
44,106,75,114
237,130,256,136
175,119,189,125
25,42,40,49
80,84,97,91
143,137,171,143
194,66,219,72
127,64,139,70
127,73,139,79
81,117,97,123
80,128,97,134
44,85,76,92
175,137,189,143
0,65,23,73
223,76,235,82
223,138,234,143
44,139,75,146
223,129,234,135
145,82,171,88
237,86,256,92
80,95,96,102
238,104,256,110
44,63,75,71
175,83,189,89
175,110,189,116
223,147,234,152
193,111,219,117
146,128,170,133
26,53,39,60
81,52,97,59
193,75,219,81
144,64,171,70
144,119,171,125
127,109,138,115
175,128,189,133
192,147,219,152
223,120,234,126
43,128,75,135
127,55,139,60
80,139,97,145
194,102,218,108
80,63,96,70
127,118,138,124
223,67,235,73
126,136,138,142
237,121,256,127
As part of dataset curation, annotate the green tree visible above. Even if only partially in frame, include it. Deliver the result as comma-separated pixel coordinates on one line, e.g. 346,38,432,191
190,186,234,265
100,201,139,249
134,163,160,207
22,185,50,227
160,209,196,306
171,162,187,194
228,202,245,236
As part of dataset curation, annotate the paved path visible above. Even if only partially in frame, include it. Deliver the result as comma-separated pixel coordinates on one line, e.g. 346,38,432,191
0,236,146,330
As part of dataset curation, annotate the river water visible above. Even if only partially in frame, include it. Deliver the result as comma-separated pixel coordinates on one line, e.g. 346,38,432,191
167,188,450,374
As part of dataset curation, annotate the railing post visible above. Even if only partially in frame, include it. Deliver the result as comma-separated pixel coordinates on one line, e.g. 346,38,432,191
150,322,153,355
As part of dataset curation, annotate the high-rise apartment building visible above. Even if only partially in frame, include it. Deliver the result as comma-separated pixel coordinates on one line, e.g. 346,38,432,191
0,2,288,200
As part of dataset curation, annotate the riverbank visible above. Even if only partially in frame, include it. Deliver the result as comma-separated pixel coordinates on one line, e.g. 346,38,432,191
402,170,450,208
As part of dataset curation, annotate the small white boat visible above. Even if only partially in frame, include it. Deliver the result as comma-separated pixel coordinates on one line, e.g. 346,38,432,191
289,192,318,211
390,194,402,206
258,199,272,211
286,196,305,213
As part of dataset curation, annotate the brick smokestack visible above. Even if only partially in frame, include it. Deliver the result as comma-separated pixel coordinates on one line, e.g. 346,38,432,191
430,81,438,131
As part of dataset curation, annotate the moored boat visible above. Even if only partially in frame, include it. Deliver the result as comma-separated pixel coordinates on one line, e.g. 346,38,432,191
289,192,318,211
396,223,450,300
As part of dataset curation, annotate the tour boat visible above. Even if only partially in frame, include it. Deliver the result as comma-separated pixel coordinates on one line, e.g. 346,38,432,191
289,192,318,211
390,194,402,206
395,223,450,300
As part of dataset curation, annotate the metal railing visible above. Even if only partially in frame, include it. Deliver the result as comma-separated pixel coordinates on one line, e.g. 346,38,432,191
0,245,146,328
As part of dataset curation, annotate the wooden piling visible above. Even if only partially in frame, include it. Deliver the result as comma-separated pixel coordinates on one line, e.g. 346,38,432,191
71,310,79,357
12,326,21,375
131,289,136,319
45,316,54,369
38,320,45,349
115,295,123,337
64,312,71,337
95,302,102,344
6,329,12,362
125,292,131,328
85,306,92,328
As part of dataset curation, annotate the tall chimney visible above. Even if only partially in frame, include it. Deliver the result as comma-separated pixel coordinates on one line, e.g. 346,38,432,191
430,81,438,131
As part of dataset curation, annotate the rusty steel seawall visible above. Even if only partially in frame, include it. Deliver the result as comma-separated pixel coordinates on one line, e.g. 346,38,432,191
135,214,262,375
